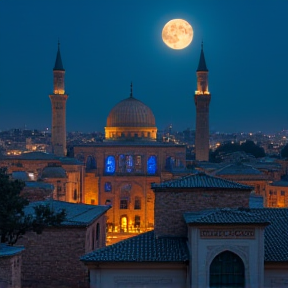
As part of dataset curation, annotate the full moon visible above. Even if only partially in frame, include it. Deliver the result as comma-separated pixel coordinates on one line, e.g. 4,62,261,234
162,19,193,50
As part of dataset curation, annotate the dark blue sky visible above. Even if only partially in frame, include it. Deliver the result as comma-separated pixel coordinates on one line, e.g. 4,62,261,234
0,0,287,134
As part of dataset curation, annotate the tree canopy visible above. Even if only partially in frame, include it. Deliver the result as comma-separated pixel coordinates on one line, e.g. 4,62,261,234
0,169,66,245
210,140,265,162
281,144,288,158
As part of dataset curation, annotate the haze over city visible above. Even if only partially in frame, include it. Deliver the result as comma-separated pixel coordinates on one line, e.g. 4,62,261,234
0,0,287,133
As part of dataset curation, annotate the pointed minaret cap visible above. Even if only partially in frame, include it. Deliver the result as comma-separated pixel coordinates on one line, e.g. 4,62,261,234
197,41,208,72
53,41,65,71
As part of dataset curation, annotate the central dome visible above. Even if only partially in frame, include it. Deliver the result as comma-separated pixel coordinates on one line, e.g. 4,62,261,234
106,96,156,127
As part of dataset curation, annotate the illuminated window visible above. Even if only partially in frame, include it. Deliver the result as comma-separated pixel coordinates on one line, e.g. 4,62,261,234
104,182,112,192
105,156,115,174
134,215,140,228
134,197,141,210
126,155,133,173
147,155,157,175
120,199,128,209
120,216,128,232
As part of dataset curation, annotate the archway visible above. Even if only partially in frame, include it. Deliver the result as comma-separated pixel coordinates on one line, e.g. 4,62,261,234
210,250,245,287
120,216,128,232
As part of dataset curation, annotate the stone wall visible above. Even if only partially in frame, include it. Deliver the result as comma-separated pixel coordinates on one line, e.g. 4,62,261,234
0,254,22,288
18,213,106,288
154,188,250,237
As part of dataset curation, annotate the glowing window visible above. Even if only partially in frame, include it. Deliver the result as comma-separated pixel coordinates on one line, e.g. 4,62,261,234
126,155,133,173
147,156,157,175
105,156,115,174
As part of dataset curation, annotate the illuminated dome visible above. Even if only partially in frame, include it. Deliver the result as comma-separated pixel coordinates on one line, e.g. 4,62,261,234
105,87,157,141
106,96,156,127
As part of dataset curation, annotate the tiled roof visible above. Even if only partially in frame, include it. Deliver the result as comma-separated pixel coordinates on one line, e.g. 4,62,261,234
0,244,24,257
183,208,269,225
81,231,189,263
151,173,252,190
25,200,110,226
214,163,263,176
10,152,58,160
252,208,288,262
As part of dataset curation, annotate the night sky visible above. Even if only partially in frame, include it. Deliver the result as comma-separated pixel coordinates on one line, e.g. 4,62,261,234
0,0,287,134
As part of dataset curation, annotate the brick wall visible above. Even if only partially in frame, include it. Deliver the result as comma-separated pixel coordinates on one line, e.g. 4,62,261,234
0,254,22,288
154,188,251,237
17,211,104,288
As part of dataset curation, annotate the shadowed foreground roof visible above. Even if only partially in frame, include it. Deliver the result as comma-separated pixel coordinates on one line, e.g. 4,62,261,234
25,200,110,227
151,173,253,190
81,231,189,263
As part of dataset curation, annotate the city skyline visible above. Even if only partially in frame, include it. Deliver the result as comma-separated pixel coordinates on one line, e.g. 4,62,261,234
0,0,287,134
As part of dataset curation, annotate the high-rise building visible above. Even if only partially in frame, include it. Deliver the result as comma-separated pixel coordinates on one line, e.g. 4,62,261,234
49,42,68,157
194,43,211,161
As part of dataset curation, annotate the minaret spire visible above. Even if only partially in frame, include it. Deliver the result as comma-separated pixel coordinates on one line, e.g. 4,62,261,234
197,41,208,72
194,43,211,161
54,41,65,71
49,42,68,157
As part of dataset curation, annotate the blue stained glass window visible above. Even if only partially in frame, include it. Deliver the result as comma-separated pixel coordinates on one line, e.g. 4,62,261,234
105,156,115,174
147,156,157,175
126,155,133,173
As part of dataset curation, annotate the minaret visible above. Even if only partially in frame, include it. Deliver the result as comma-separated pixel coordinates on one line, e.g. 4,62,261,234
49,42,68,157
194,42,211,161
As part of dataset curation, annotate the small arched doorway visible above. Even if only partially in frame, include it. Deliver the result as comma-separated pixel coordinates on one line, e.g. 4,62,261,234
210,250,245,287
120,216,128,232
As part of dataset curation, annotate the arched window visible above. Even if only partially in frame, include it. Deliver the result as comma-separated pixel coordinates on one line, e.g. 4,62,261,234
105,156,115,174
126,155,133,173
210,251,245,287
120,216,128,232
147,155,157,175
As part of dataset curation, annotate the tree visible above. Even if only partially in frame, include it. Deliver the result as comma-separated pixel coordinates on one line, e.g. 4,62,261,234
0,169,66,245
240,140,265,158
281,144,288,158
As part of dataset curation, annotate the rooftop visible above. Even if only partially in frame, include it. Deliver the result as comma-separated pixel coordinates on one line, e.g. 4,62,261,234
151,173,253,190
81,230,189,263
25,200,110,227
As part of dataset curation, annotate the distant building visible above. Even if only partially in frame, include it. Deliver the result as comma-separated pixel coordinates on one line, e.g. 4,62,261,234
73,84,186,244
